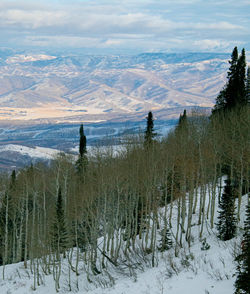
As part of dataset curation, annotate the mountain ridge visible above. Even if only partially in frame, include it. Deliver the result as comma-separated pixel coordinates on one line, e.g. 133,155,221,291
0,52,230,123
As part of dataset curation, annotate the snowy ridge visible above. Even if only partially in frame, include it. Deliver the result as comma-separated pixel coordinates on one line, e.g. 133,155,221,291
0,179,247,294
6,54,57,64
0,144,61,160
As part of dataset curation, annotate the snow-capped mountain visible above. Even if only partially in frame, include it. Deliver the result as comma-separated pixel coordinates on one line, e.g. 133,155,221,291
0,51,230,123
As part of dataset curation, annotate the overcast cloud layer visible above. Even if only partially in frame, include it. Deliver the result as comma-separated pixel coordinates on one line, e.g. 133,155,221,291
0,0,249,53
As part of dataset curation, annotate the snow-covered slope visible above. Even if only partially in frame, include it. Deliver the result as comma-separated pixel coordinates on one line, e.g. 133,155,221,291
0,144,64,170
0,144,61,160
0,180,247,294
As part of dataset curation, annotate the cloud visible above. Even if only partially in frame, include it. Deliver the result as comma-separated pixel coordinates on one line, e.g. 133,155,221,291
0,9,244,36
21,35,102,48
0,9,67,29
0,0,249,53
193,39,243,51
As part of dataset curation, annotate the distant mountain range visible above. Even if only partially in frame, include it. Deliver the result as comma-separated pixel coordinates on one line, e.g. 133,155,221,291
0,50,230,124
0,49,234,170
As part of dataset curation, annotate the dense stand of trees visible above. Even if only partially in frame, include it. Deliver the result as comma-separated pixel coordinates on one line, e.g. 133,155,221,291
234,203,250,294
0,47,249,291
213,47,247,112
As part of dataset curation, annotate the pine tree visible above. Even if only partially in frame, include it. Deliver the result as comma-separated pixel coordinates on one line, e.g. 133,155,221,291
10,170,16,188
213,47,247,113
237,48,247,106
234,202,250,294
246,66,250,104
216,178,237,241
144,111,156,146
158,227,172,251
179,109,187,124
52,187,68,256
175,109,187,134
226,46,239,109
79,124,87,158
213,88,226,111
76,124,88,173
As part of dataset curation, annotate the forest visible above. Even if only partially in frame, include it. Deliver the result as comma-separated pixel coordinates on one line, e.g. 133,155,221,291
0,47,249,293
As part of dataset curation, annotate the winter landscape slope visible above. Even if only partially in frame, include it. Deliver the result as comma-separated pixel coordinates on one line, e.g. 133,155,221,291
0,179,247,294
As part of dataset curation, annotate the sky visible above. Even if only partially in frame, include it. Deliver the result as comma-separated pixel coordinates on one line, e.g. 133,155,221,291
0,0,249,54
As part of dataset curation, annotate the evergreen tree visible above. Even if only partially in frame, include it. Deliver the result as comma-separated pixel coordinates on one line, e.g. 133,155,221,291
234,202,250,294
213,47,247,112
79,124,87,158
76,124,88,173
158,227,172,251
144,111,156,146
10,170,16,188
225,46,239,109
237,48,247,105
213,88,226,111
217,178,237,241
52,187,68,256
179,109,187,124
75,218,90,252
246,66,250,104
175,109,187,134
